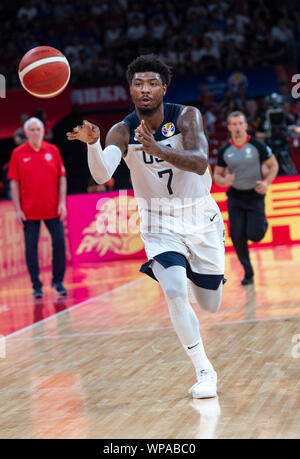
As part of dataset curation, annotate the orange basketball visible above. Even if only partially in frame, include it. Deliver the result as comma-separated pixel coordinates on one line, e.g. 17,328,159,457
18,46,71,98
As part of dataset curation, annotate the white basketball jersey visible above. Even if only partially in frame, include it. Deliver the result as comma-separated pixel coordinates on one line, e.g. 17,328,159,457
123,103,212,234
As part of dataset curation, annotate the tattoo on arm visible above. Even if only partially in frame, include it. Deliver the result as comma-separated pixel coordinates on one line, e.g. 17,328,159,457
158,106,208,175
105,122,129,157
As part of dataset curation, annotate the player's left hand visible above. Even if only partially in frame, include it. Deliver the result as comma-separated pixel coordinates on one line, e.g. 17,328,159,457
133,120,163,158
58,202,67,221
255,180,268,194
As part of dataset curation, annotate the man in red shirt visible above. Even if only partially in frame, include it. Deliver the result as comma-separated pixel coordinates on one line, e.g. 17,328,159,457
8,117,68,298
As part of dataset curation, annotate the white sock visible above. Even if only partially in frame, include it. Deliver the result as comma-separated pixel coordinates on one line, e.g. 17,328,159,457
184,341,214,377
152,262,214,378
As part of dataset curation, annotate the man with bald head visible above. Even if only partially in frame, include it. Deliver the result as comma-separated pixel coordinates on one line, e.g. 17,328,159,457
8,117,68,298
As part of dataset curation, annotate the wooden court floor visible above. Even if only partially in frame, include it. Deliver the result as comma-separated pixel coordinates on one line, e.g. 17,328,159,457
0,246,299,439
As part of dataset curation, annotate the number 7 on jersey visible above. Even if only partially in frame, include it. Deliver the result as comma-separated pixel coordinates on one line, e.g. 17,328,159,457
158,169,174,195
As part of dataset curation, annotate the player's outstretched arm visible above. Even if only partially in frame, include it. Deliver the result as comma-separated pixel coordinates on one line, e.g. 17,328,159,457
134,106,208,175
67,121,129,184
66,120,100,144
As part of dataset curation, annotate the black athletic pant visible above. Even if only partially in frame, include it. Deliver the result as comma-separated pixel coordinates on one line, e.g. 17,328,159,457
23,217,66,289
227,196,268,278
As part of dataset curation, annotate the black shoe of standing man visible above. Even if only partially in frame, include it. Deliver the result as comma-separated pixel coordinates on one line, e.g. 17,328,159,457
32,287,43,299
52,282,68,296
241,275,254,286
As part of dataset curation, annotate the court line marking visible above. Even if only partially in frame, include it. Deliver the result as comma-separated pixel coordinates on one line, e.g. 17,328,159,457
4,277,145,340
6,314,300,341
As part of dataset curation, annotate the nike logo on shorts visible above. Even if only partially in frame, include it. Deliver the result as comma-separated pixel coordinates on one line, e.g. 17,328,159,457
210,213,217,222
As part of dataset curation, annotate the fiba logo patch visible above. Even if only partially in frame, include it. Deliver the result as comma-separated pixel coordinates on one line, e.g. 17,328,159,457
45,153,52,161
162,122,175,137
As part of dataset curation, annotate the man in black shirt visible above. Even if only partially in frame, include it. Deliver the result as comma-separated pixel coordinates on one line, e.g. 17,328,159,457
214,111,279,285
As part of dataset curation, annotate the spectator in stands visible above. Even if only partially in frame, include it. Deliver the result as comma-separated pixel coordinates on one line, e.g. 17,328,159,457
234,5,251,34
17,0,38,22
203,109,217,136
198,37,220,61
222,39,244,70
187,0,207,18
186,41,200,69
158,45,178,67
271,19,294,43
149,16,167,42
45,29,61,49
263,32,286,65
127,15,147,42
83,37,103,61
219,97,241,122
185,12,208,39
223,22,245,48
53,0,74,21
71,49,94,83
105,21,123,47
208,0,230,15
165,1,179,28
127,1,145,24
204,22,224,49
64,36,84,60
253,19,267,44
198,85,215,111
90,2,109,17
245,99,263,135
278,81,295,104
14,113,30,146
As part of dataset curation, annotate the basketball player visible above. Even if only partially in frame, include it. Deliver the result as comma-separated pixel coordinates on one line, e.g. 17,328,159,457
214,111,279,285
67,55,225,399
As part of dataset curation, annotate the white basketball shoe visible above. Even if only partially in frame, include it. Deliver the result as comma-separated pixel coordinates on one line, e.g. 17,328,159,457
189,368,218,399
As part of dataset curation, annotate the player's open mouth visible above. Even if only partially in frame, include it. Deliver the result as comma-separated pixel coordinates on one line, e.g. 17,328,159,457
141,97,151,105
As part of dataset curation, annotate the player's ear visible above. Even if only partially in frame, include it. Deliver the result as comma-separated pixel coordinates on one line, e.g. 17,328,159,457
162,85,167,96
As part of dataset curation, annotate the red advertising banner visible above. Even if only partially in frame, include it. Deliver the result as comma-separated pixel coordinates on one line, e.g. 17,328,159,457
214,175,300,250
66,190,145,263
0,175,300,279
0,201,71,279
70,83,131,111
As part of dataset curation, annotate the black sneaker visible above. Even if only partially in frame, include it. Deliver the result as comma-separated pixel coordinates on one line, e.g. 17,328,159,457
241,276,254,286
32,287,43,299
52,282,68,296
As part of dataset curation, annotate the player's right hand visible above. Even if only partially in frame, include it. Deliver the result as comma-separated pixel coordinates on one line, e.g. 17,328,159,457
66,120,100,144
224,173,235,186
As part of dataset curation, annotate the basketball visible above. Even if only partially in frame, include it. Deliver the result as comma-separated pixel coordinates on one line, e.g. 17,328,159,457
18,46,70,98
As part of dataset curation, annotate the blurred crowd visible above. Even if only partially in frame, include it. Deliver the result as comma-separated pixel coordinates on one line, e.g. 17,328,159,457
1,0,300,88
197,81,300,138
